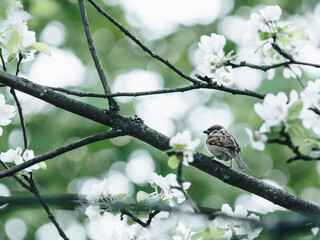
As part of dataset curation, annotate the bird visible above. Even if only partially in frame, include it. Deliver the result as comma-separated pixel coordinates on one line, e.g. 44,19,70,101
203,125,250,170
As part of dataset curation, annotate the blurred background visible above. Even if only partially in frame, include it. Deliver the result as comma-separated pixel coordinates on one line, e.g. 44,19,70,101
1,0,320,239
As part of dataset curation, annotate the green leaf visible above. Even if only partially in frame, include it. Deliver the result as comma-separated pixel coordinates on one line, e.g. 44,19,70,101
287,100,303,120
37,162,47,170
7,30,21,51
282,23,294,32
259,32,269,40
115,193,127,201
289,125,304,135
173,144,186,150
168,155,179,169
7,53,16,63
136,191,150,202
309,150,320,159
29,42,51,56
304,138,320,148
289,28,308,40
278,36,290,47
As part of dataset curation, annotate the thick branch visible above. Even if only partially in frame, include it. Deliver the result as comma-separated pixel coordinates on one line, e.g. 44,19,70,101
77,0,119,111
0,71,319,218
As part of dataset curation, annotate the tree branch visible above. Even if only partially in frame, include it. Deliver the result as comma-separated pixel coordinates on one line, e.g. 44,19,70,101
25,174,69,240
0,71,319,218
0,130,125,177
48,80,266,100
77,0,119,111
174,154,200,213
120,208,149,227
10,88,28,149
0,48,7,72
267,128,319,163
86,0,200,85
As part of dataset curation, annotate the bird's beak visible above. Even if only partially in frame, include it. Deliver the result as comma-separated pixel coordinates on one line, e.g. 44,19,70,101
203,130,210,134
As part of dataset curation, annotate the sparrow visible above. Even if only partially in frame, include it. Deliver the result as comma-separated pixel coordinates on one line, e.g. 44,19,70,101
203,125,250,170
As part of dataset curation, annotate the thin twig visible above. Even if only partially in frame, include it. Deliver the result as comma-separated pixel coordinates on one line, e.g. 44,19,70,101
9,53,28,149
0,161,30,190
289,65,305,89
49,80,266,100
174,154,200,213
1,162,69,239
227,59,320,72
226,60,291,72
310,107,320,115
267,128,318,163
120,208,148,227
0,130,125,178
145,210,160,226
48,84,200,98
86,0,201,85
10,89,28,149
0,48,7,72
15,53,23,76
272,43,294,62
26,174,69,240
77,0,119,111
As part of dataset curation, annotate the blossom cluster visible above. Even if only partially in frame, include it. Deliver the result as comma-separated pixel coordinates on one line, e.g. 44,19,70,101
0,1,50,63
0,147,40,173
299,79,320,135
85,177,263,239
213,204,263,240
247,79,320,151
246,5,307,80
197,33,233,85
169,130,200,166
246,90,299,150
146,172,190,206
84,179,262,240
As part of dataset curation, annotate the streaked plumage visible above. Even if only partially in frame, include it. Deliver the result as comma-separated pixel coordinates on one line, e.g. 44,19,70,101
203,125,250,170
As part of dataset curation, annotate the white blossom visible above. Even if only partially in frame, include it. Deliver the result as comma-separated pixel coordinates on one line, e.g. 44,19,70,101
149,212,205,240
128,223,150,240
0,147,39,172
254,90,298,132
0,147,23,165
283,66,302,79
259,5,282,23
169,130,200,165
147,172,190,206
85,204,101,221
0,94,16,136
85,179,112,204
212,204,263,240
300,79,320,109
299,80,320,136
246,5,282,42
197,33,232,85
0,1,36,62
245,128,267,151
300,109,320,136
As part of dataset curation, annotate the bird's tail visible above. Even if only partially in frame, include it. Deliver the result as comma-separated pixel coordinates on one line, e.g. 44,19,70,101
234,154,250,170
